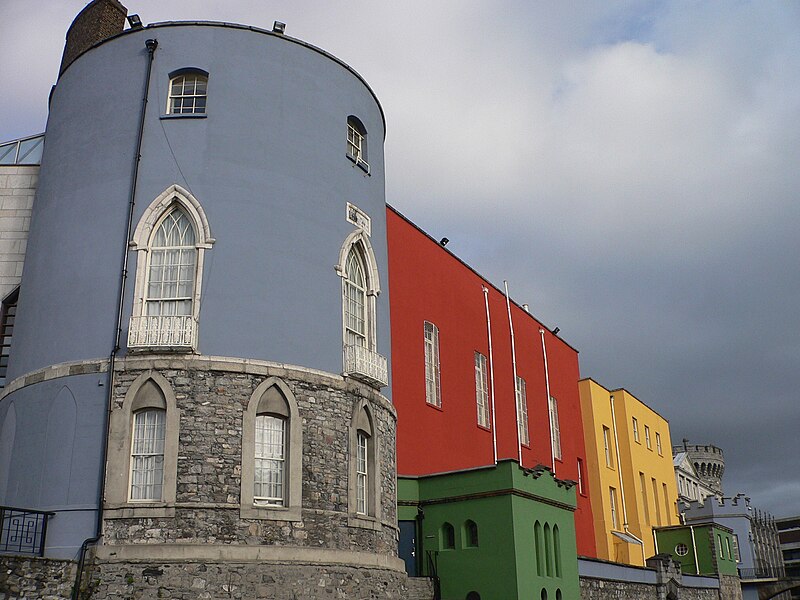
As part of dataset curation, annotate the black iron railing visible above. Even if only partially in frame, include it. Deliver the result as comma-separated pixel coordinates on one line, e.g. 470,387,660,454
426,550,441,600
0,506,54,556
738,566,786,580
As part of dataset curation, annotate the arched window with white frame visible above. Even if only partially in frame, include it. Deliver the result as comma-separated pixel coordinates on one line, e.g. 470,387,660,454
128,185,213,351
337,231,387,388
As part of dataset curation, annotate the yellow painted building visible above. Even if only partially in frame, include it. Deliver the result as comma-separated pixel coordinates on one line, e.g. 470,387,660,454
579,378,680,566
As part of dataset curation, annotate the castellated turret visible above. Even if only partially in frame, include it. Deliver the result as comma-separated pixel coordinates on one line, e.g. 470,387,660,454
682,443,725,495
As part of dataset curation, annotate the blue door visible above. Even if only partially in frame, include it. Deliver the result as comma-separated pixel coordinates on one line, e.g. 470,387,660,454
399,520,417,576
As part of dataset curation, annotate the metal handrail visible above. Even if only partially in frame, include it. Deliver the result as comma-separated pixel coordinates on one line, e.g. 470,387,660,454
738,566,786,579
0,505,55,556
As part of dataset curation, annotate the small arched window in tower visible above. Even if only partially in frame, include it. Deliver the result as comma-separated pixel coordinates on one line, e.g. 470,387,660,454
168,70,208,114
441,522,455,550
346,116,369,172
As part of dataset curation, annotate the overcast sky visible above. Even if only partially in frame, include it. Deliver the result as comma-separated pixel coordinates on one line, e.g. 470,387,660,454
1,1,798,517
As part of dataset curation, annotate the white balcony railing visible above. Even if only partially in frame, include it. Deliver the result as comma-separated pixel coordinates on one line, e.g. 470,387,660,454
344,344,388,388
128,315,196,350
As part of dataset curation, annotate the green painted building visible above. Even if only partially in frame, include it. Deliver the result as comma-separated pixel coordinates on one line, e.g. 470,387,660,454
655,524,738,576
398,460,579,600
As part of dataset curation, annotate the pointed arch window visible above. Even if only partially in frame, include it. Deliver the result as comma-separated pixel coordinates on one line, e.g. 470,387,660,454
241,377,302,521
338,231,387,388
105,372,179,518
349,402,382,529
129,185,213,351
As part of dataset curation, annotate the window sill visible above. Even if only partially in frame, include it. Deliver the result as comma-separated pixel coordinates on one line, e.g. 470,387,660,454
477,424,491,432
348,514,382,531
160,113,208,120
346,153,371,175
104,504,176,519
425,402,443,412
240,504,302,522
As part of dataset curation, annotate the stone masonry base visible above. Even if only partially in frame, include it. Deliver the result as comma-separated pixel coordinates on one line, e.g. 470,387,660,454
81,559,423,600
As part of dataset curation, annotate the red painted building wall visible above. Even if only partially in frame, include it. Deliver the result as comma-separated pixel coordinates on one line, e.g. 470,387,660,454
387,206,597,557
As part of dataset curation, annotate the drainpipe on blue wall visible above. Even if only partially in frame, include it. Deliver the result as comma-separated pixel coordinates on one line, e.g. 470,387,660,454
71,36,158,600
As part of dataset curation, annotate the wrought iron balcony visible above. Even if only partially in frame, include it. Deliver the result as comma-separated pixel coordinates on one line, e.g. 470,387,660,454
0,506,54,556
128,315,196,350
344,344,388,388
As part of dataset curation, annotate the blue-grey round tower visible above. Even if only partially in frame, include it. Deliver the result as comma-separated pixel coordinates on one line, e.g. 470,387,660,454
0,2,406,597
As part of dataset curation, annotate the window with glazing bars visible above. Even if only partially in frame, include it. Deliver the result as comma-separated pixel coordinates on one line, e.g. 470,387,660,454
254,415,286,506
146,207,196,318
549,396,561,460
130,408,166,500
168,73,208,114
515,375,529,445
347,116,367,164
344,248,367,348
474,352,489,427
356,432,368,514
424,321,441,407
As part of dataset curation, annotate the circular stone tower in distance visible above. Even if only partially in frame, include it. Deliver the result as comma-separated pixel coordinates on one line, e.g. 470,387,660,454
0,1,407,597
684,444,725,495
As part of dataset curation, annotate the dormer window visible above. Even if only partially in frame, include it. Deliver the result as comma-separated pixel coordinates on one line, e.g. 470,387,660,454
168,70,208,115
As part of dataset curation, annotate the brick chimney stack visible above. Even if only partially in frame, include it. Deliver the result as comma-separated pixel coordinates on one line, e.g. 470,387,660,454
59,0,128,76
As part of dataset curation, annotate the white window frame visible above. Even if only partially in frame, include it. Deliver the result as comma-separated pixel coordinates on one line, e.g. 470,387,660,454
515,376,529,446
474,352,489,427
656,432,662,455
577,458,585,495
645,425,652,449
129,185,214,351
603,426,613,468
632,417,640,442
424,321,441,407
549,396,561,460
254,414,286,506
167,70,208,115
129,407,166,501
356,431,368,515
609,487,619,530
